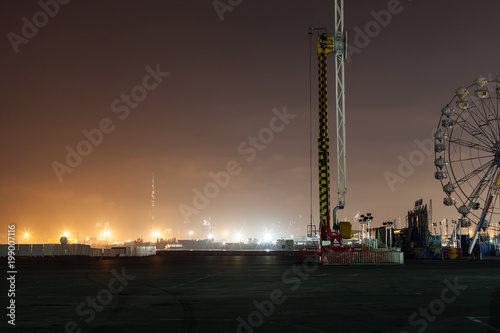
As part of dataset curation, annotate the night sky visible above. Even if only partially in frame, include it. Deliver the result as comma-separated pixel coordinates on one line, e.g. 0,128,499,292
1,0,499,243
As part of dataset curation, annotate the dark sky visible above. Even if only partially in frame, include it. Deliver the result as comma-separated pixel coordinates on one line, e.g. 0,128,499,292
1,0,499,243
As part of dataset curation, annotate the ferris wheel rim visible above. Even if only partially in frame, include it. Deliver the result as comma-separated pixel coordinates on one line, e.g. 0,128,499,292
435,76,500,228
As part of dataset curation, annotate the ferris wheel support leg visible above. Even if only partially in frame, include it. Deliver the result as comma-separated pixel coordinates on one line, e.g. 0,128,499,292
468,174,500,254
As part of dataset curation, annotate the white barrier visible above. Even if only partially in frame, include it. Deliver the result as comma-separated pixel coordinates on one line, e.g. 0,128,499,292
126,246,156,257
0,244,153,257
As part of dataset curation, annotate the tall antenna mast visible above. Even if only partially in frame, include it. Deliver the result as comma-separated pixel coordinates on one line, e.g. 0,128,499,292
150,172,155,232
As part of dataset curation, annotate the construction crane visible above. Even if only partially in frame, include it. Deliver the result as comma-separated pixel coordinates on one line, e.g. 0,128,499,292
314,0,347,247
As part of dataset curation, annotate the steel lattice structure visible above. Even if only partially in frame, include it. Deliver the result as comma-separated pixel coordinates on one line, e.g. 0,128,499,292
316,0,347,245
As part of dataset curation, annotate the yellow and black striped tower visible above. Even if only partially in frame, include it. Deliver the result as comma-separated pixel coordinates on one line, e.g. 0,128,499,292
318,33,333,242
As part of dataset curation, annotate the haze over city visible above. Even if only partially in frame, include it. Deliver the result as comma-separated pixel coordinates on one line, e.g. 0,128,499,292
1,0,499,244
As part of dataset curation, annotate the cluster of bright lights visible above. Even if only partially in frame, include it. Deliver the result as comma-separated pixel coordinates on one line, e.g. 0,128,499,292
263,233,273,243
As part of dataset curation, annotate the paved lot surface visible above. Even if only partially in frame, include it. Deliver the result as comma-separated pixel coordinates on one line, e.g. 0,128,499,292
2,253,500,333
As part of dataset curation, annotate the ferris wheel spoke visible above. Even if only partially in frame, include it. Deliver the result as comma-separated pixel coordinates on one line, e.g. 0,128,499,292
453,117,496,148
448,137,493,153
480,91,500,139
472,108,499,144
467,97,489,124
457,94,497,145
467,211,482,225
467,95,495,128
452,160,494,187
467,85,491,119
459,164,497,212
449,155,494,163
477,115,499,144
463,114,496,147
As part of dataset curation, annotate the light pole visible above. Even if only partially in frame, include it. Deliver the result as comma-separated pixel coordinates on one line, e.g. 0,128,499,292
382,222,388,249
359,213,373,249
387,221,393,249
439,221,443,246
451,220,457,247
358,215,365,246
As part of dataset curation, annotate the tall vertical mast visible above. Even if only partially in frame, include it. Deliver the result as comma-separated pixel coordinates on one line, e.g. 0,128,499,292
317,33,334,242
150,172,155,232
333,0,347,221
313,0,347,246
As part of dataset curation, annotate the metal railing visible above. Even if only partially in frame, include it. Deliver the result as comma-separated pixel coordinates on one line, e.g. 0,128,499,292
322,250,404,265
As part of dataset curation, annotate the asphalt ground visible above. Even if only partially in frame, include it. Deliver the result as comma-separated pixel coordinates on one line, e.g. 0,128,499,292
2,253,500,333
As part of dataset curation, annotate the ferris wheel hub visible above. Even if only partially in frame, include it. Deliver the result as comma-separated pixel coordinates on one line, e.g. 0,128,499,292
494,152,500,167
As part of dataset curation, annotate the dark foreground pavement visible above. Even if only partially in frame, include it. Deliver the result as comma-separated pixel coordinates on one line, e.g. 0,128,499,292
2,253,500,333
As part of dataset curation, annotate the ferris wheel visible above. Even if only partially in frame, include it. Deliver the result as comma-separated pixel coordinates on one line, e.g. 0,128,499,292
434,75,500,253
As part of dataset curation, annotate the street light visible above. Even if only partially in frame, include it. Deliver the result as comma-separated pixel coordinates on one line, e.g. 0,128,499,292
387,221,394,248
152,231,161,243
234,233,242,243
358,213,373,248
